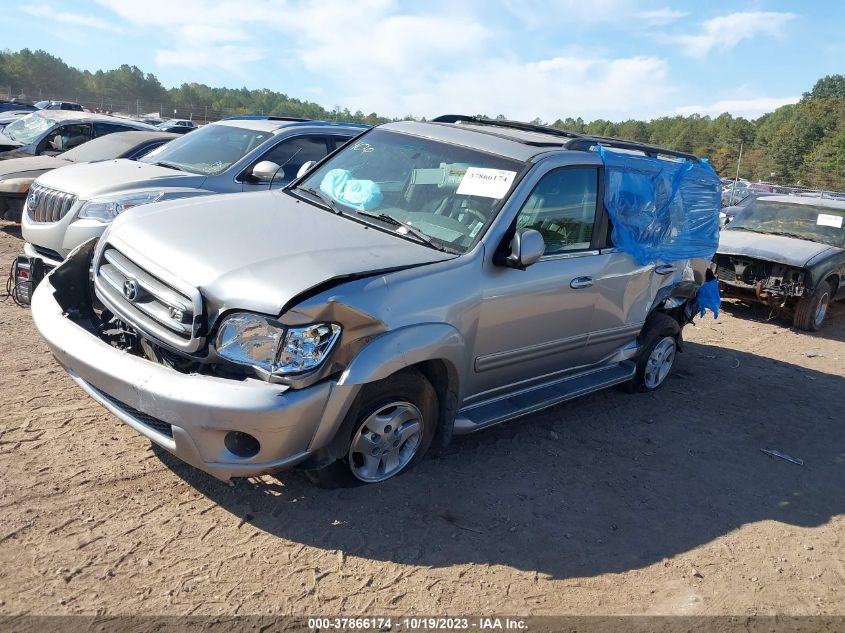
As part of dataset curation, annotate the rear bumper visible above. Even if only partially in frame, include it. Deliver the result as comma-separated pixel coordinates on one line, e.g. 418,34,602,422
31,275,358,481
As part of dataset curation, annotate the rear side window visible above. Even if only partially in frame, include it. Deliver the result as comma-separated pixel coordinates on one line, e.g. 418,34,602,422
94,122,136,137
46,123,93,151
259,136,331,180
332,135,354,150
516,167,598,254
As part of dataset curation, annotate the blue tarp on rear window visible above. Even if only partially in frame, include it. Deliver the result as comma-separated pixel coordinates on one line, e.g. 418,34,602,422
597,145,721,265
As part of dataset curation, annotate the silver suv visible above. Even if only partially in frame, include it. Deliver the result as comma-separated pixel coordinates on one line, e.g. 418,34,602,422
32,117,720,485
21,116,368,267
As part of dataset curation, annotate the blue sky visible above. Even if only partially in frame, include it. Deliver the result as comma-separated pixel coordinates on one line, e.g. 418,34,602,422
4,1,841,121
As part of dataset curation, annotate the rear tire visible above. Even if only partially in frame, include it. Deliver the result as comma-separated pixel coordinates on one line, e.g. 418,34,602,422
304,368,438,488
625,313,680,393
793,281,830,332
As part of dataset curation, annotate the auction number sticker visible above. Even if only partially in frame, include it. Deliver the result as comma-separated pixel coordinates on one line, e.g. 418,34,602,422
817,213,843,228
456,168,517,199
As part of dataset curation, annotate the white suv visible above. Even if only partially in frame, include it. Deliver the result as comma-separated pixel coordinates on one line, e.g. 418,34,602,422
21,117,368,267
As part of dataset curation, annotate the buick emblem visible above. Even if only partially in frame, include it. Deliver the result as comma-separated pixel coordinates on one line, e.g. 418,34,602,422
28,192,39,208
122,278,141,302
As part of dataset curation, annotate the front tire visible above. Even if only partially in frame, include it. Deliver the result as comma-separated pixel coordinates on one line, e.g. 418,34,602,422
305,368,438,487
793,281,830,332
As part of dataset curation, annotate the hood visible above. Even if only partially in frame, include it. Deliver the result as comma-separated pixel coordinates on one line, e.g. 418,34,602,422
0,131,24,152
718,229,837,267
106,190,455,315
34,158,205,198
0,154,68,178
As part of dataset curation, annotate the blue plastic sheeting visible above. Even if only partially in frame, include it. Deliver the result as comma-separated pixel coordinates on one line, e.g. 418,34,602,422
696,278,721,318
320,169,383,210
598,145,721,265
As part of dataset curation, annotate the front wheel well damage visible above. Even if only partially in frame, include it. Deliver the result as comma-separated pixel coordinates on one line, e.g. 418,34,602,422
824,273,840,297
409,359,459,455
298,358,460,472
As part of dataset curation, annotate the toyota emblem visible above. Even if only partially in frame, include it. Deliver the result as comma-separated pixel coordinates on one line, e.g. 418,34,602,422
123,278,141,302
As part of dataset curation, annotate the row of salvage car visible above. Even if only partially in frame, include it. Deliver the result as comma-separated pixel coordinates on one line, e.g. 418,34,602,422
3,112,843,488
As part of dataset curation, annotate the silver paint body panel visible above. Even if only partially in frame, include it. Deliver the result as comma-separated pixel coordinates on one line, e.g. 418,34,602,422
32,120,703,480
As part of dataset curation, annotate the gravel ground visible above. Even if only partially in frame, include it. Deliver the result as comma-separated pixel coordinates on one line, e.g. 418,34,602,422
1,219,844,617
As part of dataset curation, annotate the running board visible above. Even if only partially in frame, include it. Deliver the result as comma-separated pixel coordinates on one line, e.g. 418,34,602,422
453,361,636,434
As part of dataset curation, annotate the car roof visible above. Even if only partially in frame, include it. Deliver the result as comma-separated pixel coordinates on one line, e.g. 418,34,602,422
381,117,702,163
754,195,845,211
25,110,155,127
98,130,180,143
212,117,370,134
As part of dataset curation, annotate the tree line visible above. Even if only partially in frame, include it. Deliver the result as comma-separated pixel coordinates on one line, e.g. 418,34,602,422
1,49,843,190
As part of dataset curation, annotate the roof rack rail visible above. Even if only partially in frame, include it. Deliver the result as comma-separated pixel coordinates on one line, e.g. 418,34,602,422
222,115,311,122
432,114,701,163
563,136,700,163
432,114,583,141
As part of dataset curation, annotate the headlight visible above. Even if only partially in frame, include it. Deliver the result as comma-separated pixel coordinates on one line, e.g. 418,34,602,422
215,313,341,375
78,191,164,222
0,177,35,193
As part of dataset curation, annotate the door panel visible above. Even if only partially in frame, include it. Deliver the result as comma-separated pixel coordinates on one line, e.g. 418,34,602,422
467,166,603,403
584,251,657,364
468,255,604,403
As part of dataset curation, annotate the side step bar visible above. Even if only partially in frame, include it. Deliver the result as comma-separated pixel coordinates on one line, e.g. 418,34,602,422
453,361,636,434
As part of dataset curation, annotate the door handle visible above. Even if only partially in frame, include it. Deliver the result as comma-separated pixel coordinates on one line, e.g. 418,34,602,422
654,264,677,275
570,276,593,289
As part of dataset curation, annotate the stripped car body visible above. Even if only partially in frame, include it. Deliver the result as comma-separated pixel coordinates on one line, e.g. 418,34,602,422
32,117,720,484
714,195,845,330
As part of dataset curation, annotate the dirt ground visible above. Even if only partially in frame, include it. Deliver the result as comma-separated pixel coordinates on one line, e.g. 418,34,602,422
1,218,844,617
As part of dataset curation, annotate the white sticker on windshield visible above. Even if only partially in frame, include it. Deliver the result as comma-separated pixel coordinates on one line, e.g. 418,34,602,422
456,167,517,199
817,213,843,228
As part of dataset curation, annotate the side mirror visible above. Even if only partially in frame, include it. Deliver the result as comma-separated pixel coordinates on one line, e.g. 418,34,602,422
252,160,283,182
506,228,545,270
296,160,316,179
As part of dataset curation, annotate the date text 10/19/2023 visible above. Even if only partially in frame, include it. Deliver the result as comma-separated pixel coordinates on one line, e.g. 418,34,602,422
307,617,528,630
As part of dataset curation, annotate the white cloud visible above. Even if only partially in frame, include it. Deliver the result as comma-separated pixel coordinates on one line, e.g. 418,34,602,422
21,4,123,32
668,11,796,57
501,0,633,28
637,8,687,27
339,55,674,122
96,0,279,74
675,96,799,119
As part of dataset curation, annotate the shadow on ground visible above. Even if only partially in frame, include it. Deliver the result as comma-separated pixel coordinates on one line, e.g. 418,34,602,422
155,340,845,580
1,222,22,240
720,296,845,343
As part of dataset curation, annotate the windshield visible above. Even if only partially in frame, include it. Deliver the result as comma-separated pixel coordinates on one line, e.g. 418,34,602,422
296,128,525,253
725,199,845,247
139,124,270,175
3,113,53,144
61,133,143,162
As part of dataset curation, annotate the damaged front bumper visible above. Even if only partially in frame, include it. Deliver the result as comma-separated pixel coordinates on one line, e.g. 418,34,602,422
713,254,806,306
31,268,359,481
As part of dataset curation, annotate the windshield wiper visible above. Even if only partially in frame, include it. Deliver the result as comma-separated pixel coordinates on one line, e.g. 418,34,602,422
297,186,342,214
726,226,767,234
356,210,446,251
764,231,812,241
152,160,188,172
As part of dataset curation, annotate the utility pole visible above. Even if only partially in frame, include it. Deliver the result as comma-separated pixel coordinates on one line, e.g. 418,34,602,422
730,142,743,206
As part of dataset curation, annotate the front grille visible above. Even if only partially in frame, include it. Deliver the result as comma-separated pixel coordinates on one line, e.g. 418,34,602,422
715,255,773,286
26,182,78,223
91,386,174,438
715,263,736,282
94,243,204,353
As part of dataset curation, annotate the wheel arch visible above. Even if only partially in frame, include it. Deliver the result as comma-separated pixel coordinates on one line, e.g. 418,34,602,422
302,324,467,469
824,272,840,297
